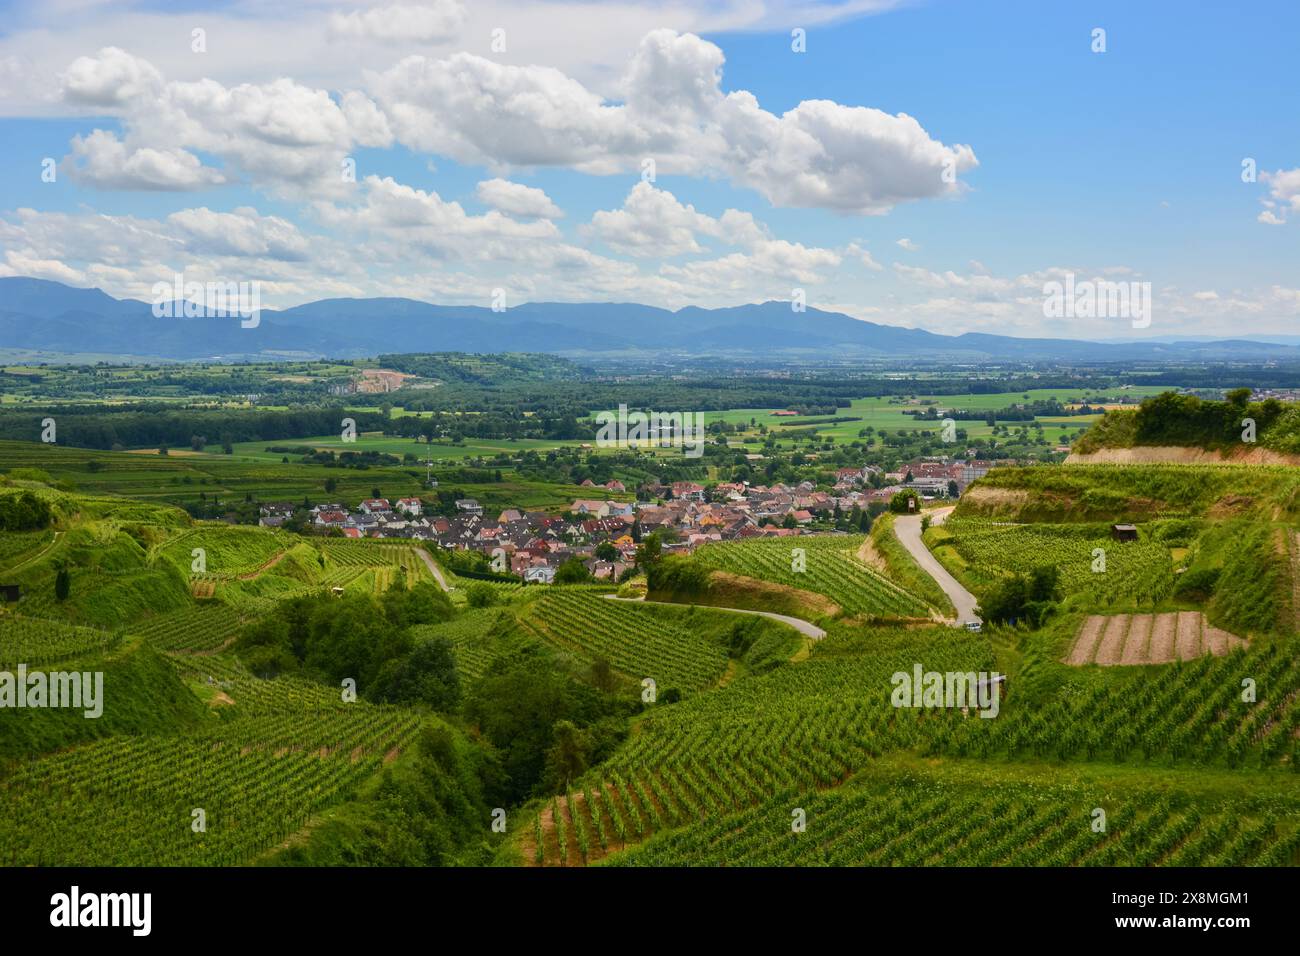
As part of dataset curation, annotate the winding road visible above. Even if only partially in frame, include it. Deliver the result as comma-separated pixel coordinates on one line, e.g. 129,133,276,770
603,593,827,640
891,507,981,625
417,509,976,639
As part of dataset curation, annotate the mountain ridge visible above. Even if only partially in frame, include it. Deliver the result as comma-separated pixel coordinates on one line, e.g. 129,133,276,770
2,276,1297,364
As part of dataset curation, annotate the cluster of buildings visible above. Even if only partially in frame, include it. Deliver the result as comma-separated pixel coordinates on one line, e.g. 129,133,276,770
256,458,1010,584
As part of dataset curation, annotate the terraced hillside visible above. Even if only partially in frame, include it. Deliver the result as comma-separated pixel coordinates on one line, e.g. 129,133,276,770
522,591,744,692
691,535,934,621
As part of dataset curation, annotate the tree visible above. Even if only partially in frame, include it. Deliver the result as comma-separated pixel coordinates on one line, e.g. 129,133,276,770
948,479,960,498
889,490,922,514
554,557,593,584
634,531,662,570
55,566,71,601
590,658,616,693
0,492,53,531
544,720,592,790
324,477,337,493
595,542,619,561
371,637,461,711
976,565,1060,628
371,487,382,499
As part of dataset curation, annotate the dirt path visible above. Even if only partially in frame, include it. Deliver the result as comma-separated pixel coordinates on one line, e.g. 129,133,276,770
237,549,289,580
412,546,452,592
4,530,64,575
891,508,981,625
603,594,827,640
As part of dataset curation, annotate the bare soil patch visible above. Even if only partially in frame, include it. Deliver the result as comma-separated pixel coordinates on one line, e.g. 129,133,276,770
1120,614,1152,664
1066,615,1105,665
1148,612,1178,662
1093,614,1131,665
855,536,889,574
1066,612,1245,666
1067,445,1300,466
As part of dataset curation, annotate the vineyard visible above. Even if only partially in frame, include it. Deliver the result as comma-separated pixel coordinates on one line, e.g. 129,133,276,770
965,463,1300,520
691,536,933,620
525,629,993,864
0,615,120,668
604,766,1300,866
522,624,1300,865
0,634,423,865
942,639,1300,768
0,529,54,569
409,608,509,684
128,604,247,653
7,463,1300,870
524,591,731,691
936,518,1176,607
0,706,421,865
157,525,285,577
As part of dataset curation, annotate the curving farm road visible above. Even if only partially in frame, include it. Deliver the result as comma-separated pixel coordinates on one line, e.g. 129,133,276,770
603,593,827,640
891,507,981,625
413,546,453,592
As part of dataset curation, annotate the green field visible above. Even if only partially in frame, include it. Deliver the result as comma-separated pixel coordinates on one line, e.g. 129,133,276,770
696,387,1169,447
0,439,603,512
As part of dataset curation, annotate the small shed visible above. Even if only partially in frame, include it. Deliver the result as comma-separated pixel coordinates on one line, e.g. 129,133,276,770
1111,524,1138,543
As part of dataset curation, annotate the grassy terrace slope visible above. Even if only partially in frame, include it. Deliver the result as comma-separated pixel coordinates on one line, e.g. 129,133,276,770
960,463,1300,522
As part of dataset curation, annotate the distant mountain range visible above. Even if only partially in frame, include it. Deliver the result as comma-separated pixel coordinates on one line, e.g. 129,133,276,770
3,276,1299,364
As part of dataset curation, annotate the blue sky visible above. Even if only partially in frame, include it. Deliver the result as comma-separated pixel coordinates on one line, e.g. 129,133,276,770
0,0,1296,339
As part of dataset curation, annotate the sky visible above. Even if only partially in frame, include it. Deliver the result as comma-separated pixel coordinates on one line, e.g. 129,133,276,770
0,0,1297,341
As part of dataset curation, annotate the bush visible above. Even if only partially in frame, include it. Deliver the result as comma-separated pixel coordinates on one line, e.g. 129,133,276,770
1173,567,1220,601
647,554,710,595
464,583,500,608
976,565,1060,628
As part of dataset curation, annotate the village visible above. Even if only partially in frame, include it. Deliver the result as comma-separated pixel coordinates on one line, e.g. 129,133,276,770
256,457,1011,584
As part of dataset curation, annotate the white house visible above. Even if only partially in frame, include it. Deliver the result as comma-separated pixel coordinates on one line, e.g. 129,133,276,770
395,497,422,516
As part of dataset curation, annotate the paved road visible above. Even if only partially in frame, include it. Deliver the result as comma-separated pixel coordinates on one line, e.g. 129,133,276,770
603,593,827,640
892,507,981,625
